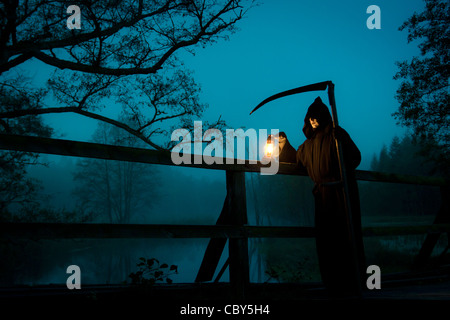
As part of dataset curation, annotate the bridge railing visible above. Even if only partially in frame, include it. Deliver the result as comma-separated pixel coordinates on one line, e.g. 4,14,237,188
0,133,449,297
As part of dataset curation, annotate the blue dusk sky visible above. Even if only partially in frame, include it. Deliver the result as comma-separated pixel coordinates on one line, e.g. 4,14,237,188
179,0,426,169
25,0,427,170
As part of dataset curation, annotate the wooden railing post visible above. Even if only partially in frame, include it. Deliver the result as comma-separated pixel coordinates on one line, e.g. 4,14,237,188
226,170,249,299
414,184,450,269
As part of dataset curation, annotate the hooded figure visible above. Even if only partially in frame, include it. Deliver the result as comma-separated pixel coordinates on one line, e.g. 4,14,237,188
296,97,365,295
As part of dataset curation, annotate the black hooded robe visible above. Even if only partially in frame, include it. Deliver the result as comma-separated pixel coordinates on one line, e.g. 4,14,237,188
296,97,365,295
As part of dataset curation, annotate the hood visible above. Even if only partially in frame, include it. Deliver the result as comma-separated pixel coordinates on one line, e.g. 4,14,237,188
302,97,333,139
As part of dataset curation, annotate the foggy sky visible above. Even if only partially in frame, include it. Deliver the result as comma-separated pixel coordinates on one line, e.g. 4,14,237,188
23,0,426,169
178,0,426,169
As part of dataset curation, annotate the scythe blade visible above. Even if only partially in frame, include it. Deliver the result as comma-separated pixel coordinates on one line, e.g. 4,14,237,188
249,80,331,115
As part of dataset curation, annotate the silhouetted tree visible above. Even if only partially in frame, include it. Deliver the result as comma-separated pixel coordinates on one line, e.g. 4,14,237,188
0,0,253,148
0,78,52,217
372,135,436,176
393,0,449,176
360,135,440,219
73,120,159,223
1,0,251,76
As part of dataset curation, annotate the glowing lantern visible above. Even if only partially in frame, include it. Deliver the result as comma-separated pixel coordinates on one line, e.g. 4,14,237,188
264,136,274,158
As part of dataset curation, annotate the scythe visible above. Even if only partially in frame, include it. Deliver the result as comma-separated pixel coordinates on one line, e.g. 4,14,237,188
250,80,362,293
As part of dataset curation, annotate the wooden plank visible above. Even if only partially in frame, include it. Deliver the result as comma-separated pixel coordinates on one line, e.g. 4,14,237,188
356,170,447,187
0,133,279,174
414,186,450,269
226,171,250,298
2,222,450,239
362,224,450,237
0,133,172,166
0,222,316,239
195,198,230,282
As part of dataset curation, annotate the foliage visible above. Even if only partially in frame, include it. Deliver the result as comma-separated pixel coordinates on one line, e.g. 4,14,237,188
128,257,178,285
9,203,94,223
0,79,53,217
393,0,449,176
264,259,312,283
1,0,251,75
370,135,436,176
360,134,441,220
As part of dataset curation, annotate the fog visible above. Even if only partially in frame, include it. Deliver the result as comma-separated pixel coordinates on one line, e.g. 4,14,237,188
4,146,441,287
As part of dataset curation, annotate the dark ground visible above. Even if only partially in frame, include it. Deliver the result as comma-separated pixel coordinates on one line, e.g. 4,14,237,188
1,269,449,317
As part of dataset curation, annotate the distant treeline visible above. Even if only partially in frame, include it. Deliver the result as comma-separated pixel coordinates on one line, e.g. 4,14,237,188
359,134,441,220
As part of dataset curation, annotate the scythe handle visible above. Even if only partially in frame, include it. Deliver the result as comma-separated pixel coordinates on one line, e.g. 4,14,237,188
327,82,362,294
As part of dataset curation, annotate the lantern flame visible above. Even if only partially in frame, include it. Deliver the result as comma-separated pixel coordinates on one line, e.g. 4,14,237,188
264,141,274,158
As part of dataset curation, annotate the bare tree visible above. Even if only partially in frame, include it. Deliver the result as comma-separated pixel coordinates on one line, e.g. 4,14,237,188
0,0,252,148
1,0,250,75
73,120,159,223
0,1,252,215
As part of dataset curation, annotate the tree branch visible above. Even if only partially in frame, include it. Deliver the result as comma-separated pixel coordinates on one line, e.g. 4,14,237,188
10,1,245,76
0,107,165,150
7,1,178,56
0,53,33,74
31,50,162,75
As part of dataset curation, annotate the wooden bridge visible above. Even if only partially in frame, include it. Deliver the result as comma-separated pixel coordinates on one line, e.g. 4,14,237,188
0,133,449,306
